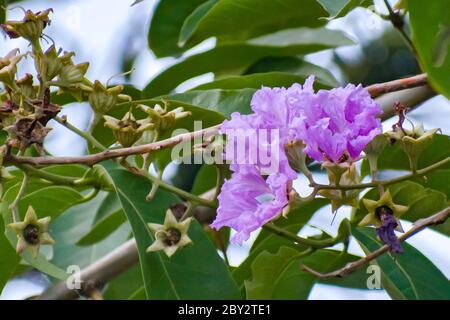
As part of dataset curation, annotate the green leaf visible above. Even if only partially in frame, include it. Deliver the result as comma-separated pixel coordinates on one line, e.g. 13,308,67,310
76,209,127,246
245,247,368,299
103,161,241,299
317,0,373,19
191,165,217,195
0,215,20,293
178,0,328,48
143,27,354,97
352,226,450,300
408,0,450,98
148,0,207,57
191,72,335,91
353,181,449,235
51,192,131,270
103,265,145,300
0,0,5,24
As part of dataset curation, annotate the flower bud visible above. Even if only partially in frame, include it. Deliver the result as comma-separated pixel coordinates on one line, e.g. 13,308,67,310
16,73,38,99
364,134,388,178
146,209,193,257
104,111,154,147
39,46,74,81
0,49,23,88
138,102,191,132
1,9,52,43
57,61,89,87
319,162,360,212
8,206,54,258
88,80,130,115
399,124,438,172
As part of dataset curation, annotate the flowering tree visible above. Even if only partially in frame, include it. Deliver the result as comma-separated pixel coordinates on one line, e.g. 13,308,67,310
0,0,449,300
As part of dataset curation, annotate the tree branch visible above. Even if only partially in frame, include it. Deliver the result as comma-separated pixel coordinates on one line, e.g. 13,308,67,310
5,125,220,166
301,206,450,279
366,74,427,98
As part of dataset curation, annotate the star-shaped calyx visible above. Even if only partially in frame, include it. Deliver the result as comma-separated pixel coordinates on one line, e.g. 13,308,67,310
8,206,54,258
146,209,192,257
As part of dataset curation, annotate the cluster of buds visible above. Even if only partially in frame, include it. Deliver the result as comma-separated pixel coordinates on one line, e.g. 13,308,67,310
8,206,54,258
146,208,193,257
359,190,408,253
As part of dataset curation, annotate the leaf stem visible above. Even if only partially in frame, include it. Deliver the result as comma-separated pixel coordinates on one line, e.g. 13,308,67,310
9,174,29,223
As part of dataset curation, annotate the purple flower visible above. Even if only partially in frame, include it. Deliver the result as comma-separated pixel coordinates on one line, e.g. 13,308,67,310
211,166,289,244
376,214,403,254
291,79,383,163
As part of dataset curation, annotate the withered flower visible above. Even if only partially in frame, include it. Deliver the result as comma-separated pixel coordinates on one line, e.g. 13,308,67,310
0,49,23,88
6,117,52,149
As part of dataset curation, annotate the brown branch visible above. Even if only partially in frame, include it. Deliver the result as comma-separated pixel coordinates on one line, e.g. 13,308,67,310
5,125,220,166
301,206,450,279
366,74,428,98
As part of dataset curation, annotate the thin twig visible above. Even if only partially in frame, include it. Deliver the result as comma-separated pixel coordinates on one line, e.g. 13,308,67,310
301,206,450,278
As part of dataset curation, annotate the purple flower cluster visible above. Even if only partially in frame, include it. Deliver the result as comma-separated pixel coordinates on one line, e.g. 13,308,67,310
211,76,382,244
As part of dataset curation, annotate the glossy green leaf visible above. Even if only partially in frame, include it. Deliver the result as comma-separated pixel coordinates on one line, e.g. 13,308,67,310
245,247,368,299
178,0,327,48
143,27,354,97
408,0,450,98
352,227,450,300
51,192,131,270
317,0,373,19
148,0,207,57
77,209,127,246
353,181,449,235
103,161,241,299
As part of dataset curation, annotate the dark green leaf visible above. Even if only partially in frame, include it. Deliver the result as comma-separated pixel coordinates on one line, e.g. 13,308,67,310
178,0,327,48
408,0,450,98
352,226,450,299
148,0,207,57
76,209,127,246
143,27,354,97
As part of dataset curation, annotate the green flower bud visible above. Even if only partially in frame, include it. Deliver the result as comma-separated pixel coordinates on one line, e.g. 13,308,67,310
1,9,52,43
39,46,75,81
57,61,90,87
319,162,360,212
399,124,438,172
88,80,130,115
138,102,191,132
104,111,154,147
146,209,193,257
8,206,55,258
359,189,408,229
75,164,114,191
0,49,23,88
364,134,388,178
